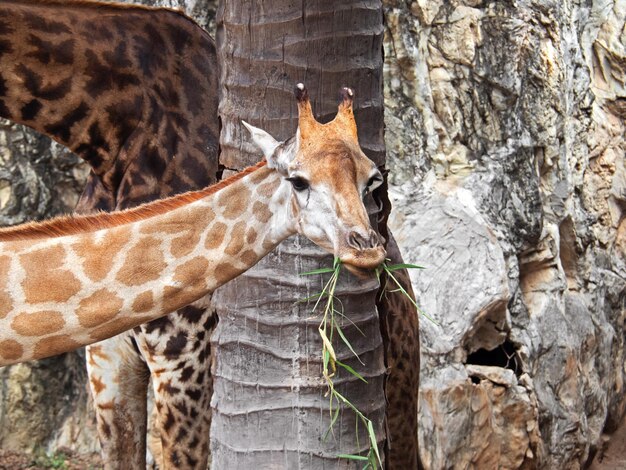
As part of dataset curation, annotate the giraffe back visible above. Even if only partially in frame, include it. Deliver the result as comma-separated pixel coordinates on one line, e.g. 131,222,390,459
0,0,220,212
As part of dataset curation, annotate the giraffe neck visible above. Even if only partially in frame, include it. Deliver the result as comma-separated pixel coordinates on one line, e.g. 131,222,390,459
0,165,294,365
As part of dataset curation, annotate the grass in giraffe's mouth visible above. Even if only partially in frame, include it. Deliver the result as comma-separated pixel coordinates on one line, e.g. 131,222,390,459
301,258,428,469
376,261,437,325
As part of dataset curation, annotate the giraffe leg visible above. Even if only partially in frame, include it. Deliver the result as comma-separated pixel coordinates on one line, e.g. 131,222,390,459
86,333,150,470
135,302,216,470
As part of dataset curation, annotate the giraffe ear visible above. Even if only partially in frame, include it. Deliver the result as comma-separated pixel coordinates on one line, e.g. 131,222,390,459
242,121,280,161
242,121,294,174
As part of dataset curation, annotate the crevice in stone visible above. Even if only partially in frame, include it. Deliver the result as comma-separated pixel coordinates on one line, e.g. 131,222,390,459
559,215,579,290
461,299,509,355
215,163,238,182
465,338,522,378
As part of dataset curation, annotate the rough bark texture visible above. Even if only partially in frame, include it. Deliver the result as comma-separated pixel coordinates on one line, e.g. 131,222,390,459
211,1,388,467
383,0,625,468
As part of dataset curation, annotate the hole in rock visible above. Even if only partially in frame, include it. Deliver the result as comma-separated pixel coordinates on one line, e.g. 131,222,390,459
466,339,521,377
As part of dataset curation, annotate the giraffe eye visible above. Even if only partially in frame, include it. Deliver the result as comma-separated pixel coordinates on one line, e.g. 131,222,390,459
365,174,382,193
286,176,310,192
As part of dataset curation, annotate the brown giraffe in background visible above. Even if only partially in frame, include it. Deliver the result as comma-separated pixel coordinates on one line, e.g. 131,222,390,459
0,1,220,467
0,1,421,468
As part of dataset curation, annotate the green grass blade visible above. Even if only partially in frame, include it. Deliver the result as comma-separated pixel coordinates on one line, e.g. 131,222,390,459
367,421,383,468
322,349,330,375
338,454,369,461
383,267,439,325
336,360,368,383
333,310,365,336
324,404,341,441
312,274,336,312
300,266,338,276
384,262,425,271
335,323,364,364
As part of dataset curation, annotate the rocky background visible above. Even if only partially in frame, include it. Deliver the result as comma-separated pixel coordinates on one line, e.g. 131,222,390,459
384,0,625,468
0,0,624,469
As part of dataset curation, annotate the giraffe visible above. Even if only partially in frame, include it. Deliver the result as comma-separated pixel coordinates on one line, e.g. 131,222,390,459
0,1,220,466
0,84,388,463
0,1,421,467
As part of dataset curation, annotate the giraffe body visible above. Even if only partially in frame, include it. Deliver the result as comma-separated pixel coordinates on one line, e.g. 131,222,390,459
0,0,219,211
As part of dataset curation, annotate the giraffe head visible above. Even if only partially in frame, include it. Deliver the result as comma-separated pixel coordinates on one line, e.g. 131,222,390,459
244,84,386,274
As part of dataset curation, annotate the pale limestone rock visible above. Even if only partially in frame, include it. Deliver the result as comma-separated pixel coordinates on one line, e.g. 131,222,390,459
389,180,510,357
410,0,443,26
384,0,625,468
418,366,539,470
465,364,516,387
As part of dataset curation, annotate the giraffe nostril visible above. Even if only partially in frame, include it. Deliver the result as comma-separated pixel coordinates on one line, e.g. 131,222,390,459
347,230,382,250
367,230,383,249
348,231,366,250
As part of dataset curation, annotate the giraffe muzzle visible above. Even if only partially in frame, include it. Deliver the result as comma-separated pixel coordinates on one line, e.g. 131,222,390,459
347,229,383,251
340,229,386,272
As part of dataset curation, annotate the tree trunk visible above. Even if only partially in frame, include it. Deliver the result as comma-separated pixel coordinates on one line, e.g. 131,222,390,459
211,1,389,467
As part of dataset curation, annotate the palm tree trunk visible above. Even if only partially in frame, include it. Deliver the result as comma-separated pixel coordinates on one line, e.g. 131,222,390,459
211,1,404,467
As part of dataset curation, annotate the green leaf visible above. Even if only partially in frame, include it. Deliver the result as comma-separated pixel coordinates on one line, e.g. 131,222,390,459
336,360,368,383
322,349,330,375
324,404,341,441
384,262,425,271
384,268,439,325
367,421,382,468
329,403,340,427
338,454,369,461
300,266,338,276
333,310,365,336
335,323,364,364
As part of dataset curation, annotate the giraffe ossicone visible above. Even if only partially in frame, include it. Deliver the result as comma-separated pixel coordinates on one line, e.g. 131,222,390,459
0,84,385,366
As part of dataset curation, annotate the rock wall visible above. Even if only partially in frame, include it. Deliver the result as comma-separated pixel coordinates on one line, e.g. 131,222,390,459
383,0,625,468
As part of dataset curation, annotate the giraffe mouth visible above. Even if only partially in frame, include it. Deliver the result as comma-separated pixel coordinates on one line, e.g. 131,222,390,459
343,263,376,278
339,246,386,276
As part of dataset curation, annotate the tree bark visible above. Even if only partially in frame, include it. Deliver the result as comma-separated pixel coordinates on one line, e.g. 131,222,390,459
211,1,389,467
